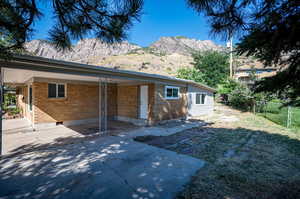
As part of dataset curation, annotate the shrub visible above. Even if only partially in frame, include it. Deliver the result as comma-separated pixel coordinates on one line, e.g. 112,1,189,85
228,84,254,111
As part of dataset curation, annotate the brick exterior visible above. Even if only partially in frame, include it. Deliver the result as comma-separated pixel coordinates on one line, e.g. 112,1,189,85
107,83,118,118
16,78,188,126
16,79,118,124
149,84,188,123
117,85,138,119
34,82,99,123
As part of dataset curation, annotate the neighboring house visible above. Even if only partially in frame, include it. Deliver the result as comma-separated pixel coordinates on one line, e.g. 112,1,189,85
234,67,277,85
1,54,215,131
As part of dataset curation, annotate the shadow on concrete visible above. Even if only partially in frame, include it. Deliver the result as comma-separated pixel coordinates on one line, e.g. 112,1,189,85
0,134,204,199
3,119,140,156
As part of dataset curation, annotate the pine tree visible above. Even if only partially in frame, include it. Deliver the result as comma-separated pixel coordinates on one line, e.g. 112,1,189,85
0,0,143,57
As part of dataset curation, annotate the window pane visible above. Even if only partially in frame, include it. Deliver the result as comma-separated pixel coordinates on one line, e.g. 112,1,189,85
172,88,179,98
201,94,206,104
166,88,173,97
57,84,65,98
196,94,201,104
48,84,56,98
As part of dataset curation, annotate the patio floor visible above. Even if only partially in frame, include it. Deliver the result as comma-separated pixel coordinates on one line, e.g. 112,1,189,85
2,118,139,155
0,133,205,199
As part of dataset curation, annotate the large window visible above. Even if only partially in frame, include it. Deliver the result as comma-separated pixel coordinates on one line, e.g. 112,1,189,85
165,86,180,99
195,93,206,105
48,83,66,98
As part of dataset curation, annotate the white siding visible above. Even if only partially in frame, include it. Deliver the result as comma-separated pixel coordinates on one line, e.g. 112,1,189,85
187,85,214,116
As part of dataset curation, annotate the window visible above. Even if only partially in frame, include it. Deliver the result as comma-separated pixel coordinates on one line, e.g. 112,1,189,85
195,93,206,105
165,86,180,99
48,83,66,98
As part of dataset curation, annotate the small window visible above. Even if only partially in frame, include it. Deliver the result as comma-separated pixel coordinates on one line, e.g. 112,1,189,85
48,83,66,98
195,93,206,105
165,86,180,99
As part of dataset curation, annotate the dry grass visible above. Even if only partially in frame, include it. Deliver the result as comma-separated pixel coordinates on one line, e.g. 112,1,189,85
134,105,300,199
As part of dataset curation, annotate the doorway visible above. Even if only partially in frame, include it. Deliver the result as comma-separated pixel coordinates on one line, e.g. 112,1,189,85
139,85,148,119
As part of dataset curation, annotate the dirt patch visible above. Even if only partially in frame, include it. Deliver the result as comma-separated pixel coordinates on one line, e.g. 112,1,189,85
134,104,300,199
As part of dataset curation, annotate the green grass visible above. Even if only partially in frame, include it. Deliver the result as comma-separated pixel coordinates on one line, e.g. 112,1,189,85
258,102,300,130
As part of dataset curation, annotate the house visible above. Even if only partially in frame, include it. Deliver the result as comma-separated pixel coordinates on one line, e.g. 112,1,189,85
234,67,277,85
0,54,215,133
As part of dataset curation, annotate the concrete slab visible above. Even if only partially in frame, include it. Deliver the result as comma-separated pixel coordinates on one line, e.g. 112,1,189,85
121,121,206,138
0,135,205,199
2,119,139,155
3,118,32,132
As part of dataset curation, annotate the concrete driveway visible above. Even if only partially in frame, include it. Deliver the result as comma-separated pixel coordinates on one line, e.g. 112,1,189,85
2,118,139,155
0,133,205,199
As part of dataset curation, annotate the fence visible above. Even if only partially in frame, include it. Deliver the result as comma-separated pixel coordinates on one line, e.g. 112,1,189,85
256,102,300,130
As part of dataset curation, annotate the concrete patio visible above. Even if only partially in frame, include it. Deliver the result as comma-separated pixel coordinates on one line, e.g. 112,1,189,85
2,118,139,155
0,120,206,199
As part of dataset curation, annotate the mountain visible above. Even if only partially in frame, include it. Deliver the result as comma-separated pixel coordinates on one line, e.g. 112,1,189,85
25,36,225,76
25,38,140,64
149,36,224,55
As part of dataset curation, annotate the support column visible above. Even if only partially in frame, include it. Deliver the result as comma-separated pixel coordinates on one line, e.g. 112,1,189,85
0,67,3,155
99,79,107,134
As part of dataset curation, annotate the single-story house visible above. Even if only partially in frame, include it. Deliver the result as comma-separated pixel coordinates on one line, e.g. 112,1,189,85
0,54,215,132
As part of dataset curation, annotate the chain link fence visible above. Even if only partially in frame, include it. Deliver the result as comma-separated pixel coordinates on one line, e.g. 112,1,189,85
255,102,300,130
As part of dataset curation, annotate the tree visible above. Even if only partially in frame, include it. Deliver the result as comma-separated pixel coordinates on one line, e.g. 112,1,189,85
176,67,206,84
0,0,143,57
176,51,229,88
192,51,229,87
186,0,300,105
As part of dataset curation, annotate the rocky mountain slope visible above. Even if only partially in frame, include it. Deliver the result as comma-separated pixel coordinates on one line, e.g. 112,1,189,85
25,36,225,76
25,39,140,64
150,36,224,55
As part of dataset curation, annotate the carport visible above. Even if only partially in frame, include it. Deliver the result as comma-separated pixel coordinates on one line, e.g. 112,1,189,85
0,54,192,155
0,56,141,154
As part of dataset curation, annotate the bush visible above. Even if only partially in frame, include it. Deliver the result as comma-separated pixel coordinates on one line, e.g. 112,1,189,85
228,83,254,111
219,79,256,111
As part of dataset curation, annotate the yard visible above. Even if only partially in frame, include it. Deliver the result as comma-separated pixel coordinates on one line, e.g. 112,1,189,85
135,104,300,199
257,101,300,130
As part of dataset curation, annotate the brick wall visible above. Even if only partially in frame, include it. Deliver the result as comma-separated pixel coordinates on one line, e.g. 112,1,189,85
117,85,138,119
17,79,188,125
107,83,117,118
34,82,98,123
149,84,188,123
32,80,117,124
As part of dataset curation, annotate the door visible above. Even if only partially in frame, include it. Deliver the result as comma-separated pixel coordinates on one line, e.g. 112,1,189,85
29,85,32,111
140,85,148,119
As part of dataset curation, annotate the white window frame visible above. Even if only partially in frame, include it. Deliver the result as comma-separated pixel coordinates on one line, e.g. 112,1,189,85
195,92,206,105
48,83,67,98
165,86,180,100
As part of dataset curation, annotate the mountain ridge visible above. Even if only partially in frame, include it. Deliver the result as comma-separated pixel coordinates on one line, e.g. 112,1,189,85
25,36,225,76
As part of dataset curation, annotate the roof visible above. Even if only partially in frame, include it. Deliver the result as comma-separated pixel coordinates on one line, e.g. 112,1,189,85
0,54,216,92
236,67,277,72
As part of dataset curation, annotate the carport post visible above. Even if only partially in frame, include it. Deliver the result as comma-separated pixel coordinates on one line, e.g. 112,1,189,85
0,67,3,155
99,78,108,134
99,78,107,134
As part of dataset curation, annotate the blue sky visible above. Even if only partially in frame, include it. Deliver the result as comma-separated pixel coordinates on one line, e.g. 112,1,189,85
32,0,225,47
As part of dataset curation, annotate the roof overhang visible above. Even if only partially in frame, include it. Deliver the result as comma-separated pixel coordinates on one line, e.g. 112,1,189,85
0,54,216,92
